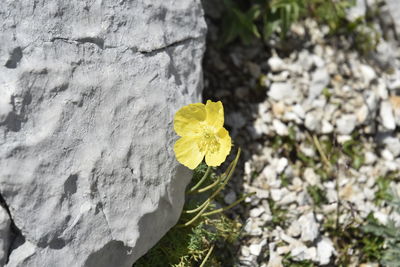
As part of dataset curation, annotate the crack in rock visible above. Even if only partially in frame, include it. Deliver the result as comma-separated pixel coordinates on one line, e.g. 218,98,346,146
0,193,25,265
48,35,202,54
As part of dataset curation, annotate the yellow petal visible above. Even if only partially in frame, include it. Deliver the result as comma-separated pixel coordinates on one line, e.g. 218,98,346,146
174,136,205,170
174,103,206,137
205,127,231,167
205,100,224,130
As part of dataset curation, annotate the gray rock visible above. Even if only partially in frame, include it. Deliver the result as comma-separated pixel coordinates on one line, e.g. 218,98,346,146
336,114,357,135
224,190,237,205
346,0,366,21
321,119,334,134
268,55,286,72
273,119,289,136
0,206,11,266
316,237,335,265
249,239,267,256
268,83,294,102
304,112,321,132
360,64,376,85
386,0,400,39
303,168,320,186
380,101,396,130
382,135,400,157
299,212,319,242
0,1,206,266
226,111,247,129
309,68,330,100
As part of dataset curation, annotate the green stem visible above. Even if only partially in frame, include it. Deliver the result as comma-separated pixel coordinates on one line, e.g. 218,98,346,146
312,134,331,169
199,245,215,267
206,148,240,201
195,176,221,194
183,199,210,214
187,166,212,194
177,200,211,228
202,192,255,217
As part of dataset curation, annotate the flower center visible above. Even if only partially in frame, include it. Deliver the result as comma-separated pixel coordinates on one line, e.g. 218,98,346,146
198,130,220,154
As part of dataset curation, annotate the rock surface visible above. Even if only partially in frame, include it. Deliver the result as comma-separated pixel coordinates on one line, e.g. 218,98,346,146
0,1,206,266
0,205,11,267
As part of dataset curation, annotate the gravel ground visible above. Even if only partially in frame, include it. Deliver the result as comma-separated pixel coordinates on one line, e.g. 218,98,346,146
202,1,400,266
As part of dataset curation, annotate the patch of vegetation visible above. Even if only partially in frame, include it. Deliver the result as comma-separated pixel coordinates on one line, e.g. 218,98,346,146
307,185,328,206
220,0,379,53
363,191,400,267
266,198,289,228
374,172,399,205
323,213,385,266
282,254,316,267
341,136,365,170
135,150,252,266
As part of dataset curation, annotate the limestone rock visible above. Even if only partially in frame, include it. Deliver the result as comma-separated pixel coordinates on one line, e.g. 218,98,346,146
386,0,400,39
0,205,11,266
0,1,207,266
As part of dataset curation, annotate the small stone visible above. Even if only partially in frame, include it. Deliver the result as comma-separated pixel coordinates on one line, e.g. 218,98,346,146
224,190,237,205
226,112,247,129
271,188,284,202
380,101,396,130
278,192,297,205
346,0,366,21
299,143,316,157
276,246,290,255
381,149,394,161
299,212,319,242
316,237,335,265
297,50,313,71
365,151,377,165
287,220,301,237
376,79,389,99
276,158,288,174
268,83,294,102
268,243,284,267
249,240,266,256
336,135,352,143
312,55,325,68
244,219,263,236
356,104,369,123
382,135,400,157
321,119,334,134
251,118,270,138
305,112,320,131
309,68,330,100
268,55,286,72
303,168,320,186
247,61,262,78
241,246,251,257
336,114,357,135
291,244,317,262
390,96,400,126
250,207,265,218
272,102,286,117
360,64,376,85
273,119,289,136
292,104,306,119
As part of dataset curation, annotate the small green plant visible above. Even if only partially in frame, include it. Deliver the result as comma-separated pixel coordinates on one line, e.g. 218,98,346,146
307,185,328,206
363,191,400,267
282,254,316,267
266,198,289,228
135,149,253,266
342,137,364,170
220,0,378,53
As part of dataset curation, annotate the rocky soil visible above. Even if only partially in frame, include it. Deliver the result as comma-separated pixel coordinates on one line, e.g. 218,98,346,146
202,0,400,266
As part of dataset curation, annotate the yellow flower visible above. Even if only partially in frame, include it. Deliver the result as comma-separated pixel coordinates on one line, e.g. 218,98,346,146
173,100,232,170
